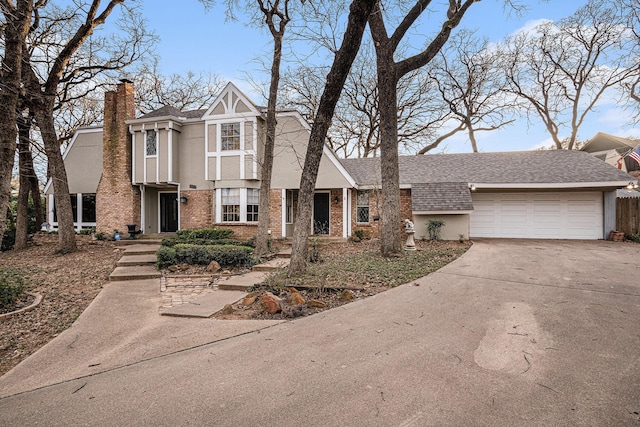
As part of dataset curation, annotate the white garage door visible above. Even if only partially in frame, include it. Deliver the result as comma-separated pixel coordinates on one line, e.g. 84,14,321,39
470,192,603,239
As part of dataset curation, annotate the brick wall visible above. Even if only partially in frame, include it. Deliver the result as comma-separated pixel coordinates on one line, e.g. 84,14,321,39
350,188,413,239
96,80,140,234
268,189,283,238
329,189,344,237
180,189,213,230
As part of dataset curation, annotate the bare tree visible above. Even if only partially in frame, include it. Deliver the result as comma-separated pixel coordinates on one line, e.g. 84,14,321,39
20,0,154,252
368,0,480,257
0,1,34,246
501,0,639,150
418,30,515,154
288,0,375,276
280,44,443,158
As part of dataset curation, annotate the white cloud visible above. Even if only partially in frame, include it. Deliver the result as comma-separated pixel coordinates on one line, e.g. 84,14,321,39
507,18,553,38
528,136,555,151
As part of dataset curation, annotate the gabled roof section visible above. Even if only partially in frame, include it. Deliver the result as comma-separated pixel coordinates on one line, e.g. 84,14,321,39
342,150,634,188
411,182,473,212
582,132,637,153
202,82,260,119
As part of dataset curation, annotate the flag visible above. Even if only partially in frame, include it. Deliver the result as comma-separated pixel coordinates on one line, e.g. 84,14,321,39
630,146,640,165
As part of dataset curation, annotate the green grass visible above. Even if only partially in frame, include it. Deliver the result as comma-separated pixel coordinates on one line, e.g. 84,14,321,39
265,242,469,290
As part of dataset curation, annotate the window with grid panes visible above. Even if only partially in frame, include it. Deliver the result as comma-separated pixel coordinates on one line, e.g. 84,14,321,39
221,123,240,150
221,188,240,222
246,189,259,222
356,190,369,223
146,129,157,156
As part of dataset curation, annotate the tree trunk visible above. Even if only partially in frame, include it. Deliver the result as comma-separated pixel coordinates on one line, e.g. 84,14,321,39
35,108,77,252
14,116,32,250
288,0,376,276
0,2,31,244
375,45,402,257
255,32,284,256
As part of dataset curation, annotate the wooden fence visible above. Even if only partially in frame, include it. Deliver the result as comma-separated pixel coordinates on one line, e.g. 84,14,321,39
616,198,640,235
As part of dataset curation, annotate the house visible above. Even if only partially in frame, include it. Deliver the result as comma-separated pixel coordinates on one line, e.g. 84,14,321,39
45,80,635,241
581,132,640,176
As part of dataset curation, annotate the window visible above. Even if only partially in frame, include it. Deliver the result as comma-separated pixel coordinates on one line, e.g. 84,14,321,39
221,123,240,150
82,194,96,222
286,190,293,224
356,190,369,223
246,189,259,222
146,129,157,156
221,188,240,222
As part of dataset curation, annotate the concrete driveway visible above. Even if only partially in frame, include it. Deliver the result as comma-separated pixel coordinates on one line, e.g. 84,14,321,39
1,240,639,426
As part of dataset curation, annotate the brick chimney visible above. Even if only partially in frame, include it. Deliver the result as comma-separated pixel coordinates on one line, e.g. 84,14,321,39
96,79,141,234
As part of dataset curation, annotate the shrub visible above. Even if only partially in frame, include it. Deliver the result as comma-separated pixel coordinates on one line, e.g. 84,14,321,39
0,268,26,310
426,219,446,240
176,228,234,241
157,244,256,269
353,230,366,241
626,233,640,243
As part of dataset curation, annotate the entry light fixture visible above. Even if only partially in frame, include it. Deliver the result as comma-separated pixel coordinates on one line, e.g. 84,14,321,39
468,183,476,191
333,195,341,205
180,195,188,204
626,181,639,190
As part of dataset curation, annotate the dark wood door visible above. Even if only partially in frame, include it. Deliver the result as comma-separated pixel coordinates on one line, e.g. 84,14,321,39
160,193,178,232
313,193,330,235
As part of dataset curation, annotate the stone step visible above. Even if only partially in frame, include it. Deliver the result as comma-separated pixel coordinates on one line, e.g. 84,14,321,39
122,244,161,255
252,258,290,272
109,265,161,281
115,239,163,246
117,254,157,266
275,249,291,259
160,290,247,318
217,271,267,291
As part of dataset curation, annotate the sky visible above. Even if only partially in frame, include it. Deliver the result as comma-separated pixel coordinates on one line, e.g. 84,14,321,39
125,0,639,154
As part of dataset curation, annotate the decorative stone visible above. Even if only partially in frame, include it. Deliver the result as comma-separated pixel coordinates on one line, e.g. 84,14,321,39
220,304,234,315
260,292,282,314
168,265,179,272
282,305,305,318
339,289,355,301
221,269,232,275
307,299,327,309
179,263,190,271
242,295,258,306
206,260,221,273
287,288,305,305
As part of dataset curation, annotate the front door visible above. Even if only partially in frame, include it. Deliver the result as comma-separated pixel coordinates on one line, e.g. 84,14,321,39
160,193,178,232
313,193,330,235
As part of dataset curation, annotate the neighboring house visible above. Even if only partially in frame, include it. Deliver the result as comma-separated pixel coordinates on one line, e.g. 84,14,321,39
582,132,640,176
45,80,635,241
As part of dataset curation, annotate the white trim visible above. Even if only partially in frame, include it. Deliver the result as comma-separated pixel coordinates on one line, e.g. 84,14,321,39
414,210,474,215
471,181,632,189
43,127,102,194
168,127,173,182
48,194,54,226
140,185,146,233
130,125,136,185
281,189,287,238
215,188,222,223
204,121,210,181
202,82,261,118
347,188,352,237
342,188,348,238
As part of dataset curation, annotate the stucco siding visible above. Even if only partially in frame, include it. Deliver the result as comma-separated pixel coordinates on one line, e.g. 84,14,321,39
413,214,470,241
178,123,208,187
62,130,103,194
158,130,169,182
220,156,241,180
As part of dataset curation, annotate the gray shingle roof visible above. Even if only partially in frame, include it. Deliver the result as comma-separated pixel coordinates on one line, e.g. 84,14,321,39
341,150,633,186
411,182,473,212
140,106,207,120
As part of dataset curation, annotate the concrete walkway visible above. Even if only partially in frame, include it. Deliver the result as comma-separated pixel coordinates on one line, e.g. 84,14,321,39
1,240,639,426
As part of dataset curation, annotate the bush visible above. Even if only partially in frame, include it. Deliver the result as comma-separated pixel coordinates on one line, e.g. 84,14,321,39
626,233,640,243
426,219,446,240
157,244,256,269
176,228,234,241
161,237,251,248
0,268,26,310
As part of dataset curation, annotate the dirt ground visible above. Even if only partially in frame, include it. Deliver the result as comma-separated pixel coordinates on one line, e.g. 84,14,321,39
0,234,122,376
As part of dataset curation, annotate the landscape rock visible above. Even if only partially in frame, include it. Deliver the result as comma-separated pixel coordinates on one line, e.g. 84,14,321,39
206,260,221,273
220,304,234,315
287,288,305,305
339,289,355,301
307,299,327,309
168,265,179,272
282,305,305,318
242,295,258,307
260,292,282,314
179,263,190,271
